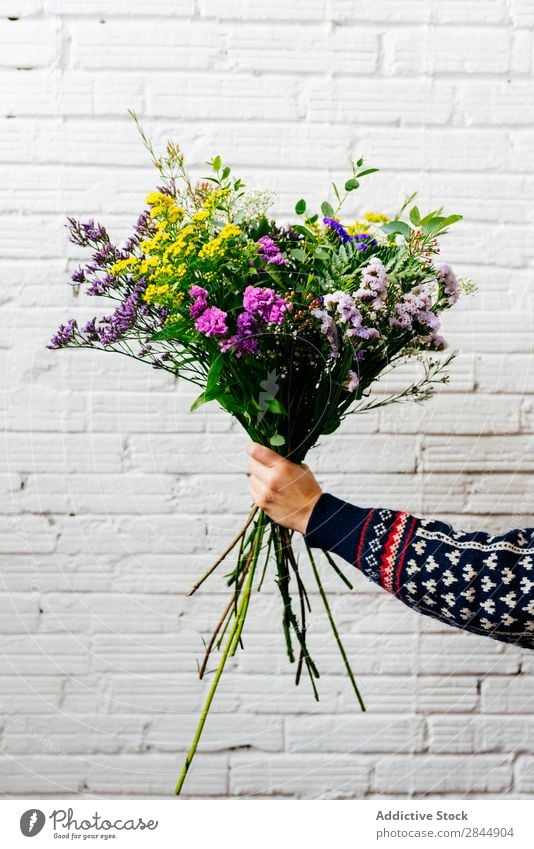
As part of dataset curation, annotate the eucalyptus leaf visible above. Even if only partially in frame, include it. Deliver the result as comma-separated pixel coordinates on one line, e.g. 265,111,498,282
381,220,412,239
295,198,307,215
321,201,335,218
344,178,359,191
212,155,221,171
269,433,286,447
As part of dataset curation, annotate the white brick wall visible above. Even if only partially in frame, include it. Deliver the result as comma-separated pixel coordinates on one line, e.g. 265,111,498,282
1,0,533,799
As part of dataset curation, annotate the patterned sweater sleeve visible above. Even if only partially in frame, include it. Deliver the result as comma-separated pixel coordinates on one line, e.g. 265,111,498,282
304,492,534,649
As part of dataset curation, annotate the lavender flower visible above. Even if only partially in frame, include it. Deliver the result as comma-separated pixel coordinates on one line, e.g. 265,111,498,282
311,308,340,357
243,285,288,325
257,235,287,266
390,284,439,332
344,370,360,392
322,290,379,341
195,306,228,337
352,233,377,251
47,319,77,349
82,317,100,343
98,280,146,346
323,217,351,244
355,256,388,309
66,217,109,247
436,262,459,305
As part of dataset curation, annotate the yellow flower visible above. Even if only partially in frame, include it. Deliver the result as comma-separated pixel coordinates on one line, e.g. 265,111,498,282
143,283,184,309
346,221,369,236
110,256,139,275
364,211,389,224
197,223,241,260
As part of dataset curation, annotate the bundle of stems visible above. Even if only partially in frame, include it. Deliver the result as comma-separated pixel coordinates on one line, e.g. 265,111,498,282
175,505,365,795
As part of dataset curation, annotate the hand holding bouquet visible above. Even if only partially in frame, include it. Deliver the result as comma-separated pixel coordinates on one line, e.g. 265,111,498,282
50,116,472,794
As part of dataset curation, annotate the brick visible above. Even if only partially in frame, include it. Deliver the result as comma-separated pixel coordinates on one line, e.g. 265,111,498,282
384,27,515,75
230,751,370,797
481,677,534,713
0,20,59,68
286,714,425,753
373,754,511,794
69,20,223,70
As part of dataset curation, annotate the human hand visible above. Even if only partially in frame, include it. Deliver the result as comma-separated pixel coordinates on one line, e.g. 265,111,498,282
247,442,322,534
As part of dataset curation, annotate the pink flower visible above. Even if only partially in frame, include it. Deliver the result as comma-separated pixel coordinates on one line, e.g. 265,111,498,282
195,306,228,337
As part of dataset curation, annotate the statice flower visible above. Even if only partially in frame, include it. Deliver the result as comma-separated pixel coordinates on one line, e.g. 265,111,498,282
189,285,209,319
352,233,377,251
436,262,459,305
322,291,379,341
67,217,109,247
323,217,351,244
195,306,228,337
82,317,100,343
98,279,146,346
257,235,288,267
243,285,288,325
390,284,439,332
86,272,116,297
47,319,77,349
344,370,360,392
312,308,340,357
355,256,388,309
221,310,261,356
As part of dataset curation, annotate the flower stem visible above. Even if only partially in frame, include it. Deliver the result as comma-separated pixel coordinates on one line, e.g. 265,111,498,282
305,543,366,712
175,512,265,796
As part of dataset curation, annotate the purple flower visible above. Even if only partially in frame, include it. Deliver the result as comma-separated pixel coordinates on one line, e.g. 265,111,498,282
189,285,209,319
322,290,380,341
323,217,351,244
344,370,360,392
436,262,459,305
390,284,439,332
355,257,388,309
98,279,146,346
220,310,261,356
48,319,77,349
86,273,116,297
257,235,287,266
243,285,288,325
71,267,86,284
82,318,100,342
312,308,340,357
195,306,228,337
66,217,109,247
352,233,377,251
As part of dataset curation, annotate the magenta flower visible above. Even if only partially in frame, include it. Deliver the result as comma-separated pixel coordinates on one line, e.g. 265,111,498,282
257,235,287,266
195,306,228,337
189,285,209,319
243,285,288,325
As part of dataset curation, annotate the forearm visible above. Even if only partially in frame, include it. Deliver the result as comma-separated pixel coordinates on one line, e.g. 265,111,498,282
305,493,534,649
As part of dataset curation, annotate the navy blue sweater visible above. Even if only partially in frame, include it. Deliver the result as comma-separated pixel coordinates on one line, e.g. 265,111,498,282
305,493,534,649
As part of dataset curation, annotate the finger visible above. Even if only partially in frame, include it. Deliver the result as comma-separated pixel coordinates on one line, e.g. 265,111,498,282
248,456,276,486
246,442,284,468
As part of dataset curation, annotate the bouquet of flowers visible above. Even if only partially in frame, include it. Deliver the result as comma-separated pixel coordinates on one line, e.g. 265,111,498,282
49,116,472,795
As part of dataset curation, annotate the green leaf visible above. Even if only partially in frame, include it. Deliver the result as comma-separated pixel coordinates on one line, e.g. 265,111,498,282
292,223,316,239
314,247,330,261
221,166,231,179
295,198,307,215
269,433,286,447
290,248,306,262
381,220,412,239
308,213,318,224
355,168,379,178
212,155,221,171
266,398,287,415
206,355,224,393
356,157,364,167
344,178,360,192
409,205,421,226
190,392,209,412
321,201,335,217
